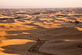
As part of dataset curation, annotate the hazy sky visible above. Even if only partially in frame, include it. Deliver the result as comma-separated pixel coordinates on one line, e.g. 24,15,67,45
0,0,82,8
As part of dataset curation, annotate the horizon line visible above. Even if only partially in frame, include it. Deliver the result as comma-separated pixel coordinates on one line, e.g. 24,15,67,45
0,7,82,9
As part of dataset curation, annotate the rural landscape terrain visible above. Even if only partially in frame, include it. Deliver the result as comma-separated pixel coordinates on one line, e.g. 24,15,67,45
0,8,82,55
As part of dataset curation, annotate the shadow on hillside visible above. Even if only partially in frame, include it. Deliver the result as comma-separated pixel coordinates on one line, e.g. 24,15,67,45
1,23,82,55
1,42,34,55
5,26,82,40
